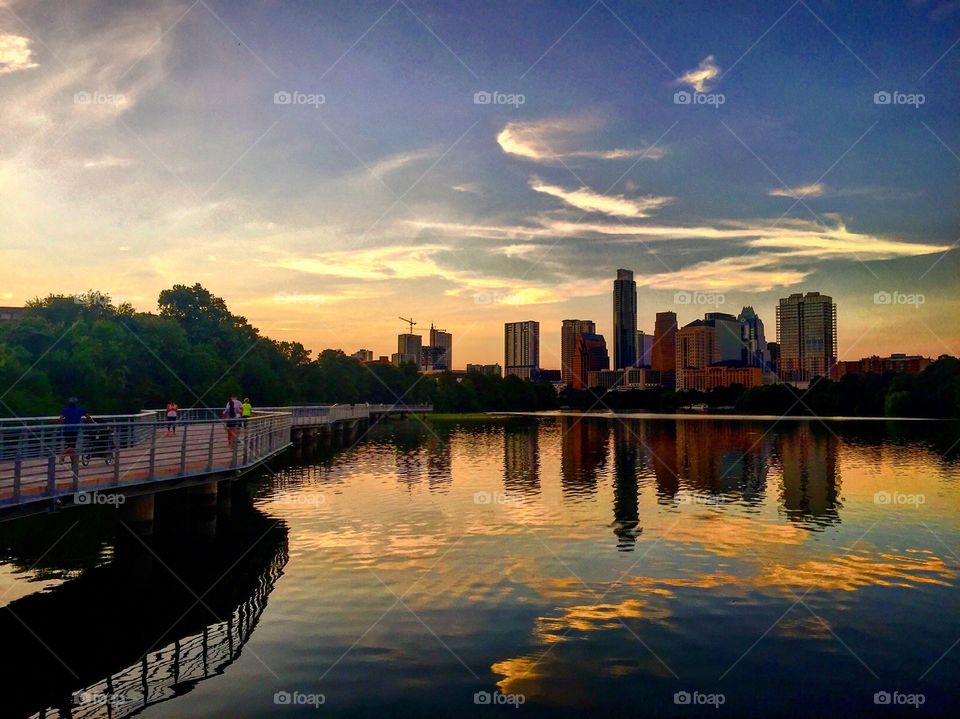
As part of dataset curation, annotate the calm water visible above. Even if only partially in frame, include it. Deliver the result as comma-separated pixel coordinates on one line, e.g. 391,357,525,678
2,416,960,718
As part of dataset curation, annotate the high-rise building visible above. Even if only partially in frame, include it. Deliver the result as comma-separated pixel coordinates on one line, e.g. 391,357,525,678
767,342,779,375
776,292,837,386
466,363,502,376
428,324,453,370
738,306,769,369
704,312,744,363
636,330,653,367
613,269,637,369
561,319,596,383
351,349,374,362
572,333,609,389
394,332,422,366
675,319,721,390
504,321,540,379
652,311,677,389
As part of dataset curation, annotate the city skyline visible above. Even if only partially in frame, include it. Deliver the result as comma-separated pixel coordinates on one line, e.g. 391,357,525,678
1,1,957,367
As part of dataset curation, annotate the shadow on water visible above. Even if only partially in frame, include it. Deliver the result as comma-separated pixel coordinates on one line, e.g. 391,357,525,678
0,484,288,719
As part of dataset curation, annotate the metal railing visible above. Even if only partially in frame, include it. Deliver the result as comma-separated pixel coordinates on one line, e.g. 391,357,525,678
0,412,292,510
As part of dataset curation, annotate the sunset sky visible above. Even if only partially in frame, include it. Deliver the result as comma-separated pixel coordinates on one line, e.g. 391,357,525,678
1,0,957,366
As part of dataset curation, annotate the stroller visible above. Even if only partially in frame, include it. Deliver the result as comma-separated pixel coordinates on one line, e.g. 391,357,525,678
80,425,115,466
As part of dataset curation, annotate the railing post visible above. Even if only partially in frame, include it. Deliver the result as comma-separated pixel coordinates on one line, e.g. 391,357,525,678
71,428,81,494
148,422,158,480
231,425,240,469
47,454,56,496
113,428,121,485
207,422,215,472
242,421,250,466
180,422,189,475
13,451,22,504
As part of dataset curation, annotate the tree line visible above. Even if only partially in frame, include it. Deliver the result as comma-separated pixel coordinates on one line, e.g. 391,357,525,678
0,285,558,417
560,355,960,418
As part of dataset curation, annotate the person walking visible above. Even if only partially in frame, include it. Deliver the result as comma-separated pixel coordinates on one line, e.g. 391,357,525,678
59,397,92,463
241,397,253,426
223,395,242,445
165,400,179,434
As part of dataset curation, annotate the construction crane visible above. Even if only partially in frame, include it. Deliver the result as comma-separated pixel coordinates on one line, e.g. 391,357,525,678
398,316,420,334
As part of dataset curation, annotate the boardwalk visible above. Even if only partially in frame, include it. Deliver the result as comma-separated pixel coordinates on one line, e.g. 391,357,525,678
0,404,430,512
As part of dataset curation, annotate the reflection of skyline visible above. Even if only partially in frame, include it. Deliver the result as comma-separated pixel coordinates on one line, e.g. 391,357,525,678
504,423,540,497
612,423,642,551
560,418,610,499
778,425,841,529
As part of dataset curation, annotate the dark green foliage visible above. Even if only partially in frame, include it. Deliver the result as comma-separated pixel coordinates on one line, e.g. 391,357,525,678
0,285,558,417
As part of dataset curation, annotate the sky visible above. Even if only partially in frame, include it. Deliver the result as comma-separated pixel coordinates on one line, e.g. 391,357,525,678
1,0,958,368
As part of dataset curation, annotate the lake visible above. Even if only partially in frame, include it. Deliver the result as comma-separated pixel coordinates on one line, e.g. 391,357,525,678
2,415,959,717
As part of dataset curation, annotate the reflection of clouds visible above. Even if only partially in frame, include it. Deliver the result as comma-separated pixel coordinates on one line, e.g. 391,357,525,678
664,515,810,557
758,549,955,592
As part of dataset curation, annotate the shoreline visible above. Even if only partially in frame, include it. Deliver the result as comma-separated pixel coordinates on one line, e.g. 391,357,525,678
464,410,953,422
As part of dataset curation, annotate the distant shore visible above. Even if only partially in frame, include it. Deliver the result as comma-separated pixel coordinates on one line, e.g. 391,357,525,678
476,410,950,422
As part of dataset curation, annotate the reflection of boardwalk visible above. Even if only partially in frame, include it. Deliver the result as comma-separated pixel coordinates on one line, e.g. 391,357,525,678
30,535,288,719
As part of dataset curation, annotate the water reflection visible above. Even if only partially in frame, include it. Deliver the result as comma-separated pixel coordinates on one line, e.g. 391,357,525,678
0,489,287,718
778,424,841,528
612,423,642,550
504,422,540,499
560,417,609,499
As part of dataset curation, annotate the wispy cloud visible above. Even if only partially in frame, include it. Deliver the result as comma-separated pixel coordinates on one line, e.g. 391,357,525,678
0,33,38,74
676,54,720,92
530,178,673,218
366,147,439,178
639,253,810,291
768,182,825,198
82,155,134,169
497,116,667,163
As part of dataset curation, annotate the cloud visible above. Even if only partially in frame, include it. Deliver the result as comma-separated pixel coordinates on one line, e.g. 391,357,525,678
530,178,674,218
366,147,438,178
497,116,667,163
676,55,720,92
0,33,38,74
639,253,810,291
82,155,133,169
451,182,481,194
768,183,825,199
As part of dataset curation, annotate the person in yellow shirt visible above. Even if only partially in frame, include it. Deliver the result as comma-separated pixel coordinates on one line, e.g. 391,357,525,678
241,398,253,426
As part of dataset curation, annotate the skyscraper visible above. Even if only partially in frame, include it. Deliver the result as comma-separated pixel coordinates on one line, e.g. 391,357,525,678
704,312,743,363
428,324,453,370
738,306,769,369
636,330,653,367
561,319,597,383
652,311,677,389
572,333,609,389
776,292,837,386
675,319,720,391
613,269,637,369
393,333,421,366
504,321,540,380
